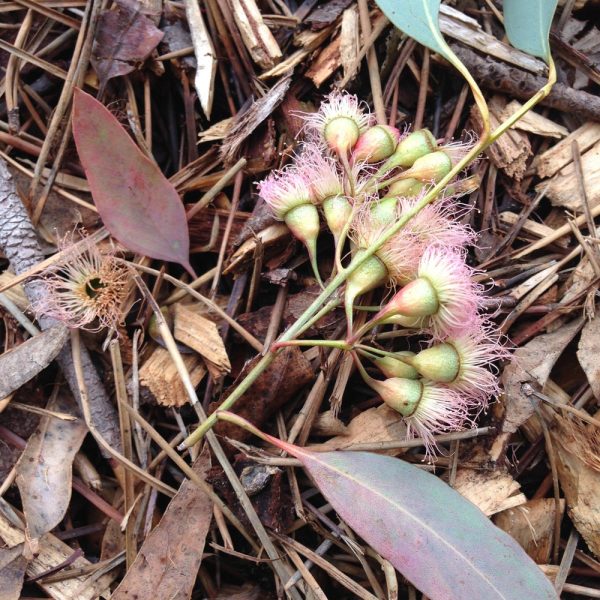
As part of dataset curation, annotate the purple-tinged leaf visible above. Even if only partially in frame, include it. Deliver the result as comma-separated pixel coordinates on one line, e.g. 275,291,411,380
72,88,192,274
265,433,558,600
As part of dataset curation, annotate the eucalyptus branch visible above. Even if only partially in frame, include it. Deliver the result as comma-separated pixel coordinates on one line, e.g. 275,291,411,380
179,56,557,450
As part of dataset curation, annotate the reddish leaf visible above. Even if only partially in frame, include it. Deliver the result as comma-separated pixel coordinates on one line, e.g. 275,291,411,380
72,89,192,274
230,416,558,600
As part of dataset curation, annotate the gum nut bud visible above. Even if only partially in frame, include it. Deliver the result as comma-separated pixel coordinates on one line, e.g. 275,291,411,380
324,116,361,155
323,195,352,239
374,353,419,380
345,250,388,323
404,150,452,183
412,343,460,383
370,197,398,226
387,178,426,198
375,377,424,417
381,277,439,321
353,125,401,163
284,203,320,248
383,314,430,329
387,129,437,169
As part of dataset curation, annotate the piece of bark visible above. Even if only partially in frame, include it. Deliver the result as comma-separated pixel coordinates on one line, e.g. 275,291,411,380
305,0,353,30
501,100,569,138
229,0,282,69
0,158,122,453
535,122,600,178
305,36,341,87
220,74,291,164
551,415,600,558
139,345,206,407
340,6,360,80
184,0,217,118
439,5,546,74
173,303,231,375
536,139,600,210
471,96,531,180
188,208,250,253
498,211,569,247
453,468,526,516
494,498,565,564
450,43,600,122
0,504,115,600
210,347,313,447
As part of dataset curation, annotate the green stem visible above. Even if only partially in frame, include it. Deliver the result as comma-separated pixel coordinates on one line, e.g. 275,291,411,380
274,339,350,350
180,58,556,450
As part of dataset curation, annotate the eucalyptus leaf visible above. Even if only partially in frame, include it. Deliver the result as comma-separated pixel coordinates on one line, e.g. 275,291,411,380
374,0,452,62
503,0,558,62
260,427,558,599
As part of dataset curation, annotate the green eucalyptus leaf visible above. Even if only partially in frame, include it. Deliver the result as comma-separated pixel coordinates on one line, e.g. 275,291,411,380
503,0,558,62
374,0,453,62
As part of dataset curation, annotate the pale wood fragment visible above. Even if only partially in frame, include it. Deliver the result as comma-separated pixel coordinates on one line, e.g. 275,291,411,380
498,211,568,247
173,303,231,376
453,468,526,516
501,100,569,139
472,97,531,180
139,346,206,407
535,122,600,179
340,7,360,80
229,0,282,69
259,27,333,79
0,506,115,600
494,499,565,564
184,0,217,118
306,36,341,87
551,415,600,558
438,5,546,75
536,139,600,210
309,404,408,454
0,271,28,311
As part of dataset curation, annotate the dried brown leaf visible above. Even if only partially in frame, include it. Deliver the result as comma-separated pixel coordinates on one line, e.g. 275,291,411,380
551,415,600,557
211,347,313,446
112,451,213,600
500,318,582,434
577,315,600,399
15,394,87,543
0,544,27,600
91,0,164,89
309,404,408,453
0,325,68,399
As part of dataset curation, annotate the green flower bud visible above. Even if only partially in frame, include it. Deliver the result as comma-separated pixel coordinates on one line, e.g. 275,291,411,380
353,125,401,163
383,129,437,170
403,150,452,183
324,116,361,155
373,352,419,380
323,195,352,241
345,250,388,326
384,277,440,319
412,343,460,383
386,178,426,198
370,197,398,226
284,203,322,285
373,377,424,417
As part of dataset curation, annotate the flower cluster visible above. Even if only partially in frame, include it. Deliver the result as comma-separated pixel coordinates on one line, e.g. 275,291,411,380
259,91,507,455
